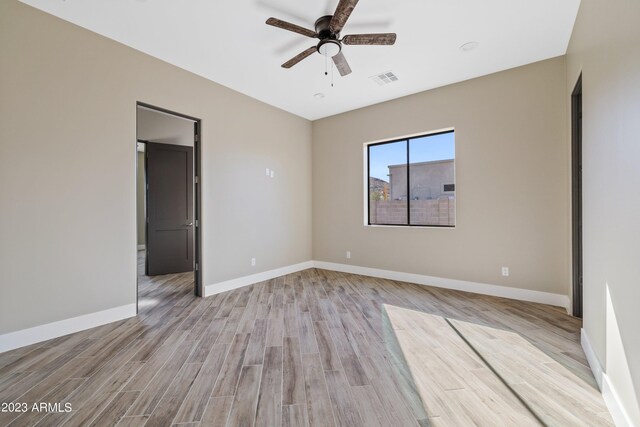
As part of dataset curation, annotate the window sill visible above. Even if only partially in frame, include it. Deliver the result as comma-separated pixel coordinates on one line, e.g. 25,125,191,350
364,224,456,229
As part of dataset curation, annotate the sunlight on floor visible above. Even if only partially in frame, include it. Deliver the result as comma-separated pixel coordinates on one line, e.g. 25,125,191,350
382,304,615,426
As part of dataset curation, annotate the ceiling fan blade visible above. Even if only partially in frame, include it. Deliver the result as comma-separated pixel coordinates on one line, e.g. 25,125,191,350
329,0,360,34
342,33,397,45
332,52,352,76
266,17,317,38
282,46,318,68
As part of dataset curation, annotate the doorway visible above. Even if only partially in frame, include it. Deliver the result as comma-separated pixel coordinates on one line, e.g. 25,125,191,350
571,75,583,318
136,103,202,314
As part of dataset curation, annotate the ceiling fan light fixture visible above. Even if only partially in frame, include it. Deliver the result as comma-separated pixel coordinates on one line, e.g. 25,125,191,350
317,40,341,57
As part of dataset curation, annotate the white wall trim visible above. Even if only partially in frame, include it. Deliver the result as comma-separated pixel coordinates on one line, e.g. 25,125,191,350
1,261,569,355
581,328,603,388
581,328,634,427
204,261,315,297
602,374,634,427
314,261,570,308
0,303,137,353
205,260,569,309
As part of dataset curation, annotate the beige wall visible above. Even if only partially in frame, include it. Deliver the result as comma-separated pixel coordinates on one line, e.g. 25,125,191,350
566,0,640,423
313,57,569,295
0,0,312,334
136,151,145,247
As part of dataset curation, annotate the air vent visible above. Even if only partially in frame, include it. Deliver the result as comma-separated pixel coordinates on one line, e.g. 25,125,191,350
370,71,399,86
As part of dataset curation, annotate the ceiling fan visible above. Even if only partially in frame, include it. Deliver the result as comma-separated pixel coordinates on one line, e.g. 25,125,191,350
265,0,396,76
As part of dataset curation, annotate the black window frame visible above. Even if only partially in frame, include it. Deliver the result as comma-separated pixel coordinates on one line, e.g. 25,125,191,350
366,129,455,228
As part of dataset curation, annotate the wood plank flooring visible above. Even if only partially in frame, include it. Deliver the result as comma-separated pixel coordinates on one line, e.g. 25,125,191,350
0,254,613,426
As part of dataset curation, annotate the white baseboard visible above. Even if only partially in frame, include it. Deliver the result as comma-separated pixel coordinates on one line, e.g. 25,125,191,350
314,261,570,308
603,374,634,427
1,261,568,355
581,328,634,427
581,328,603,388
137,245,145,250
0,303,137,353
204,261,315,297
204,260,569,309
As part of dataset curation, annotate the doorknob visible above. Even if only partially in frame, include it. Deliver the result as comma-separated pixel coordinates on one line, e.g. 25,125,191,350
186,222,193,227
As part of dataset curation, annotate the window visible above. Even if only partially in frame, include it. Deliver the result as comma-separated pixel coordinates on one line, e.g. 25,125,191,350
367,130,455,227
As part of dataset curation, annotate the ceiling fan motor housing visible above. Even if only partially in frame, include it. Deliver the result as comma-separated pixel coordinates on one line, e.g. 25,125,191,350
315,15,341,56
315,15,337,39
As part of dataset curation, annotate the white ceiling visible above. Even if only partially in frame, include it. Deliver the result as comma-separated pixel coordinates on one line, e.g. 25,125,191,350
19,0,580,120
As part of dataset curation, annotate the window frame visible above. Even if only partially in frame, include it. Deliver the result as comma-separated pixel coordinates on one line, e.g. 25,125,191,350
364,128,456,228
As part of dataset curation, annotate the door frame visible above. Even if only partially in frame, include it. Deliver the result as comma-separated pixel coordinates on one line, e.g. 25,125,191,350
135,101,203,304
571,75,583,318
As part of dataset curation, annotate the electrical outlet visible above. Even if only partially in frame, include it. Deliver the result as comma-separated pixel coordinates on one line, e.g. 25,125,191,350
270,170,274,178
502,267,509,277
266,168,270,177
346,251,351,259
251,258,256,267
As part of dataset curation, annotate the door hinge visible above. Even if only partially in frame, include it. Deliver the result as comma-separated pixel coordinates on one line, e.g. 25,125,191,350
195,219,199,227
146,183,149,190
194,176,199,184
194,134,199,143
195,263,199,271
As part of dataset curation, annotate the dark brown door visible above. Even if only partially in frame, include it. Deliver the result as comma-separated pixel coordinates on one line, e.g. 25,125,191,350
146,142,194,276
571,76,583,318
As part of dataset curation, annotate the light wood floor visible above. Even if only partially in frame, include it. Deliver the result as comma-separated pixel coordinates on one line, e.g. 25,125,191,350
0,255,613,426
